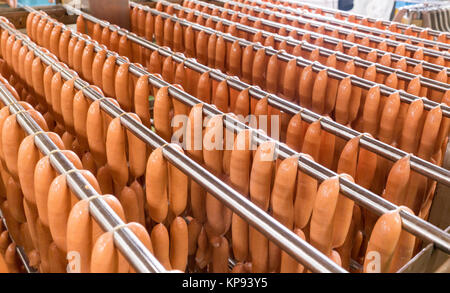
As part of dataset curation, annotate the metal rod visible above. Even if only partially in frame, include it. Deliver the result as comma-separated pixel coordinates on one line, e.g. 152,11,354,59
22,7,450,255
66,5,450,188
0,17,345,273
259,0,450,38
237,0,450,51
174,0,449,91
129,1,450,118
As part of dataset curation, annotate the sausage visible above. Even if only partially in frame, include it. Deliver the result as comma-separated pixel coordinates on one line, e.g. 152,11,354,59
184,26,195,58
133,75,151,128
148,50,162,74
81,43,95,83
355,141,378,190
73,90,90,152
17,135,41,204
241,44,254,84
118,35,132,62
125,113,147,179
332,171,355,249
115,63,133,112
102,55,118,97
310,177,340,257
106,117,129,189
197,72,212,104
230,130,252,262
400,99,424,154
186,104,204,162
34,151,83,227
213,80,229,112
388,207,415,272
50,71,63,126
168,145,188,217
96,165,114,195
169,217,188,271
151,223,172,270
118,186,140,223
5,176,25,223
417,106,442,161
60,78,76,134
301,121,321,161
2,114,25,181
86,100,107,168
153,86,173,142
72,39,86,76
363,86,381,137
378,92,400,145
90,231,129,273
228,40,242,77
92,49,107,88
252,48,266,88
48,171,100,252
363,210,402,273
266,53,279,95
312,69,328,114
285,113,306,152
146,147,168,223
196,30,208,65
58,29,71,64
250,141,275,211
162,56,175,83
294,154,318,229
109,31,120,53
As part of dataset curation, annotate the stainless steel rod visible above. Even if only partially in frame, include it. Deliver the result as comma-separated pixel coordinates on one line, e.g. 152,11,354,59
0,16,344,273
21,8,450,255
65,5,450,188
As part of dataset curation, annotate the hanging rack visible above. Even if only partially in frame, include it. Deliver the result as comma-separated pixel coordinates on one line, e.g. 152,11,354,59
131,1,450,117
0,17,347,274
260,0,450,39
171,0,449,90
19,6,450,257
235,0,450,51
0,76,166,274
63,4,450,189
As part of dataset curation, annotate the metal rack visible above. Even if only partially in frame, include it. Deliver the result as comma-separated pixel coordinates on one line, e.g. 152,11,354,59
0,16,346,273
235,0,450,51
262,0,450,39
65,5,450,191
174,0,449,90
133,1,450,116
23,5,450,258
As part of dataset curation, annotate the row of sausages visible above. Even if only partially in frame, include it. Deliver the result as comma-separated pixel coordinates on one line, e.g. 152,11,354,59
126,2,450,161
227,0,449,53
252,0,450,44
71,10,428,271
0,8,442,273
